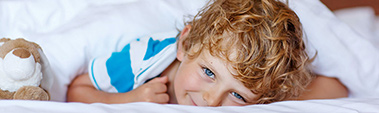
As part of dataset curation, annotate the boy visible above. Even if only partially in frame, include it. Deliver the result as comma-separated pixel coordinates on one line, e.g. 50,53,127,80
67,0,348,106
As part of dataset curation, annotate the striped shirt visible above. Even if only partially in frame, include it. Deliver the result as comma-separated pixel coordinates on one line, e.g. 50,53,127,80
88,32,177,93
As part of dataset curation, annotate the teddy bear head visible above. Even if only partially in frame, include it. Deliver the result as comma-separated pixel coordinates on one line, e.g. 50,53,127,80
0,38,41,63
0,38,43,92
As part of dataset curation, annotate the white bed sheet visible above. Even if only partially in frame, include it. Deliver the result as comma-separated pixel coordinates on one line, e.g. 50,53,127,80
1,98,379,113
0,0,379,112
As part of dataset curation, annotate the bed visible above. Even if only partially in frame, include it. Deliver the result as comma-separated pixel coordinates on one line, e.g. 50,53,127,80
0,0,378,112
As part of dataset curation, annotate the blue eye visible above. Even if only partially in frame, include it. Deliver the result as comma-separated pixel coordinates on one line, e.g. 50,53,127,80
203,68,215,79
232,92,246,102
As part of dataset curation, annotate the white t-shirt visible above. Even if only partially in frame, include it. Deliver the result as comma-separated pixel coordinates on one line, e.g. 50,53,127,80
88,33,177,93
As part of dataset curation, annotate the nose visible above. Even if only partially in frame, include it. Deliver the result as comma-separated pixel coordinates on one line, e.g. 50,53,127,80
202,86,224,106
3,48,36,81
12,48,31,58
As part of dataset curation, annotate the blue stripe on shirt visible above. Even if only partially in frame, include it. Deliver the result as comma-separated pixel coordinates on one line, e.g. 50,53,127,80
143,37,176,60
106,44,134,93
91,58,102,91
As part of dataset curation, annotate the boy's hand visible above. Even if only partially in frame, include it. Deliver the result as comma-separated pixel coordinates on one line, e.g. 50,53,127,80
128,76,169,104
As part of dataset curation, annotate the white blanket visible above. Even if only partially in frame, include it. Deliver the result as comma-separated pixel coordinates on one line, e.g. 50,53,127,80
0,0,378,112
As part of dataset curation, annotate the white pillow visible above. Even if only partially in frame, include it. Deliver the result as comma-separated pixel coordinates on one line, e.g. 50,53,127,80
289,0,379,98
334,7,379,47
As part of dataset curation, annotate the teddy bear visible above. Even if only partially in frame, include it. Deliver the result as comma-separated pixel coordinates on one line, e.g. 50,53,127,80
0,38,49,100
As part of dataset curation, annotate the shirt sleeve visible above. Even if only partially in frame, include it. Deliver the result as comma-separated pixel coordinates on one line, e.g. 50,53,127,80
88,31,178,93
88,43,135,93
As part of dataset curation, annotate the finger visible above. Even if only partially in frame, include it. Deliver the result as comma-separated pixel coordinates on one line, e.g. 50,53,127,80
148,76,168,84
149,82,167,93
155,93,169,104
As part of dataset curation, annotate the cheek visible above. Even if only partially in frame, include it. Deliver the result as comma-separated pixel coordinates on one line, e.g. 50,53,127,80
174,65,203,91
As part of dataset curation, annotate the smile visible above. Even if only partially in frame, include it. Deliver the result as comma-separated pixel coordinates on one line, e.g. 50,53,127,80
188,95,198,106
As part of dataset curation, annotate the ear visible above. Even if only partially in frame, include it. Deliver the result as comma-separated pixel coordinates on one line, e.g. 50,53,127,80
177,25,191,61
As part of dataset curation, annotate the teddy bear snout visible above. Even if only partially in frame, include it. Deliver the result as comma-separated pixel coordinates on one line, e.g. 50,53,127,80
2,49,36,81
12,48,31,58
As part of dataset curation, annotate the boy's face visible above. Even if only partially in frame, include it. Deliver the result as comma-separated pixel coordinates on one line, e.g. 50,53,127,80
173,49,258,106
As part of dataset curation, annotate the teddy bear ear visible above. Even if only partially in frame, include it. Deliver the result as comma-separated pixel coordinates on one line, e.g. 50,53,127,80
31,42,42,50
0,38,11,42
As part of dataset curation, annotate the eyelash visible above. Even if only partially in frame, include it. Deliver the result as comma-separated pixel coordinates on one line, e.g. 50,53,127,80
203,67,215,79
231,92,246,102
202,66,246,102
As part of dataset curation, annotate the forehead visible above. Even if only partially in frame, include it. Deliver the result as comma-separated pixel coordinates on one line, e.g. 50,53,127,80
198,48,239,76
187,30,246,77
203,31,240,56
207,33,241,66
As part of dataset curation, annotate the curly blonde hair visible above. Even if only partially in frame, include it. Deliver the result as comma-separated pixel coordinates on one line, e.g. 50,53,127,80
181,0,314,104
